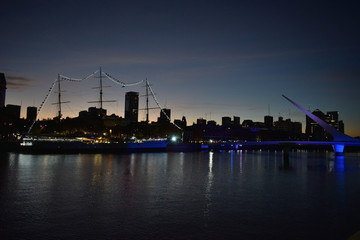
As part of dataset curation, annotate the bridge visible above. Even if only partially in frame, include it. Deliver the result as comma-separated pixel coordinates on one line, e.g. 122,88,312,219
281,95,360,155
202,95,360,155
202,141,359,154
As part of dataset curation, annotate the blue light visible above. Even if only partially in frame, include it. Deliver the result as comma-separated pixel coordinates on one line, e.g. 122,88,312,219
332,144,344,155
335,156,345,171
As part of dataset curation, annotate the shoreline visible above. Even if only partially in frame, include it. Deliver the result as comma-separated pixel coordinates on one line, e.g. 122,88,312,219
1,140,360,154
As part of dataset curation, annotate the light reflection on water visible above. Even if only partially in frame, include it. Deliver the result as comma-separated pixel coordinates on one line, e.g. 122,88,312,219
0,151,360,239
204,152,213,217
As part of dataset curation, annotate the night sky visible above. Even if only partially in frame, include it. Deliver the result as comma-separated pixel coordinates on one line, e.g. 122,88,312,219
1,0,360,136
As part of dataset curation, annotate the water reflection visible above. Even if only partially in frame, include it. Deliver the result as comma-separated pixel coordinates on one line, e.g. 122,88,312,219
334,156,345,172
204,152,213,217
0,152,10,194
278,150,291,170
280,157,291,170
179,152,184,175
1,151,360,239
328,159,334,173
334,155,345,205
239,150,243,174
230,150,233,172
129,153,135,176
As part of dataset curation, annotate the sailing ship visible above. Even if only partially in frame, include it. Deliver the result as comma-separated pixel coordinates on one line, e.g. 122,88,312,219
16,68,170,153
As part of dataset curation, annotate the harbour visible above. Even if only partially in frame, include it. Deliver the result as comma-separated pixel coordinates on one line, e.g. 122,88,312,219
1,2,360,239
1,150,360,239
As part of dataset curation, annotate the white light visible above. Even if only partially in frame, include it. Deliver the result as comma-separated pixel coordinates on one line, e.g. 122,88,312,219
171,136,177,142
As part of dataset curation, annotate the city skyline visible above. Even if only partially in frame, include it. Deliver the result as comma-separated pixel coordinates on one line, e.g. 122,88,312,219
1,1,360,136
0,72,347,140
0,70,345,122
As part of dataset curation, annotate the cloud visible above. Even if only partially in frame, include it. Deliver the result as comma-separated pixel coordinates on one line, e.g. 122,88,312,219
6,75,34,89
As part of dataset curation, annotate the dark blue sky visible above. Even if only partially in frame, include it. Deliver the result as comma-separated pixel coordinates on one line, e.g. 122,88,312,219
1,0,360,136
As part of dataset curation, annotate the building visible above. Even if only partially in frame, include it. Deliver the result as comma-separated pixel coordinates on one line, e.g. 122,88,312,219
103,114,122,128
233,116,240,126
182,116,187,127
197,118,206,125
158,108,171,123
222,117,231,127
326,111,344,133
78,107,106,119
184,121,254,142
174,119,183,129
89,107,106,118
242,120,254,128
0,73,6,108
174,116,187,129
222,116,240,127
125,92,139,123
274,117,302,134
264,115,273,129
305,109,345,140
207,120,217,126
78,110,88,119
5,104,21,121
306,109,326,140
326,111,338,124
26,106,37,121
292,121,302,134
339,120,344,133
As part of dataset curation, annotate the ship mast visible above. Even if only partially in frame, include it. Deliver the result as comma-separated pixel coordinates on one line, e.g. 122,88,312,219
53,74,70,120
88,67,116,117
146,78,149,123
140,78,157,123
57,74,61,119
99,67,103,110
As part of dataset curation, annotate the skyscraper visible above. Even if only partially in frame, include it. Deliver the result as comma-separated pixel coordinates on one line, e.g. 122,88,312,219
125,91,139,123
305,109,345,140
339,120,344,133
27,106,37,121
264,115,273,129
0,73,6,108
326,111,339,130
306,109,326,140
222,116,231,127
5,104,21,121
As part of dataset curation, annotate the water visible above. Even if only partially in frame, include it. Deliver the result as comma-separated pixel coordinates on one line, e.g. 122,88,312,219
1,150,360,239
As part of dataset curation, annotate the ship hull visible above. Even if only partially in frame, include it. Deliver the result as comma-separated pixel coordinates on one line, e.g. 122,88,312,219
127,141,168,152
1,139,169,154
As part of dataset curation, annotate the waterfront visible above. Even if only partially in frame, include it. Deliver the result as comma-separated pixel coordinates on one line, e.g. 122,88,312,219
1,151,360,239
